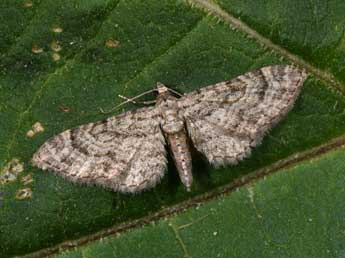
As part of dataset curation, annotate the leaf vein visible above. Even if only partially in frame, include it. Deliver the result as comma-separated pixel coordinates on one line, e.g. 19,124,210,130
186,0,345,96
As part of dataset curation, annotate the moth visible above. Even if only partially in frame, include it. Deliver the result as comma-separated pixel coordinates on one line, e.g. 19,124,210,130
32,65,307,193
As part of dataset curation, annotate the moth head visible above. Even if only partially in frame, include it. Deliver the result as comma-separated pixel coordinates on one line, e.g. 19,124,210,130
156,82,169,94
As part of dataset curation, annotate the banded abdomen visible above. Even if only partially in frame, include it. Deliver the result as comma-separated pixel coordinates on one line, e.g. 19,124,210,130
165,128,193,190
156,85,193,190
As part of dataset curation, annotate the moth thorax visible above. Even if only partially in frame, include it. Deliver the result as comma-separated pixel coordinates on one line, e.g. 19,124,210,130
156,82,169,94
161,119,184,134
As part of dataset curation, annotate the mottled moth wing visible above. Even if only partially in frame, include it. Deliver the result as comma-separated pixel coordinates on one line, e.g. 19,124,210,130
32,107,167,193
178,65,307,166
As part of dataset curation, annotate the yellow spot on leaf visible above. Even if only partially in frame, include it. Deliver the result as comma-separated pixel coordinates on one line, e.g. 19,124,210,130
33,122,44,133
52,25,63,33
21,174,34,185
16,188,32,200
59,104,70,113
105,39,120,48
23,0,33,8
32,45,43,54
52,53,61,61
0,159,24,185
50,40,62,52
26,129,35,137
27,122,44,137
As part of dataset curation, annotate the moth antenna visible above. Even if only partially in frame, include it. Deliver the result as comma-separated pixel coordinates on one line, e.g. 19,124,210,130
99,89,157,114
118,95,156,105
167,87,183,97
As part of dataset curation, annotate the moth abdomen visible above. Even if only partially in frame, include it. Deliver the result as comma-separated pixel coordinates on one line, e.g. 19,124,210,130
165,129,193,191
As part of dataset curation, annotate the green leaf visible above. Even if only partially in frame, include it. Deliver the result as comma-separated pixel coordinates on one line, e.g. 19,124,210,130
1,0,345,257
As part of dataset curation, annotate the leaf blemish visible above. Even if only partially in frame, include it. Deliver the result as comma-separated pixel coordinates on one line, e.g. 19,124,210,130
26,122,44,137
33,122,44,132
59,104,70,113
50,40,62,52
21,174,34,185
31,45,43,54
26,130,35,137
52,25,63,33
23,0,33,8
105,38,120,48
16,188,32,200
52,53,61,61
0,159,24,185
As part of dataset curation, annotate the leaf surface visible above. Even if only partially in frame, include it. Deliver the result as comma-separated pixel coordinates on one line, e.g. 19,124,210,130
0,0,345,257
